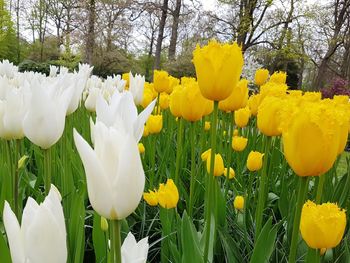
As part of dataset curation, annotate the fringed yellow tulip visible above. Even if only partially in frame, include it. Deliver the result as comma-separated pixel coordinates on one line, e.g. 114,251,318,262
153,70,169,93
269,71,287,84
257,96,284,136
248,94,261,116
300,201,346,249
193,40,243,101
254,68,269,86
219,79,249,112
157,179,179,209
234,107,250,128
143,190,159,206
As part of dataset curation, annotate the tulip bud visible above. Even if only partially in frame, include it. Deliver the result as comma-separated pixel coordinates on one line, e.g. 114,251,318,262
121,232,149,263
233,129,239,136
100,217,109,232
204,121,211,131
247,151,264,172
17,155,29,169
138,143,145,154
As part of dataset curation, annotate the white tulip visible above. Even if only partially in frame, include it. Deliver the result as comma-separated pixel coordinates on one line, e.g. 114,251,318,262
129,72,145,105
85,87,101,112
0,60,18,78
49,65,59,77
121,232,149,263
0,87,27,140
73,121,145,220
95,91,156,142
64,64,93,115
23,81,74,149
3,185,67,263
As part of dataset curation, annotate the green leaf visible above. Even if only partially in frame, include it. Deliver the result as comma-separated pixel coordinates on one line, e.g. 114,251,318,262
218,228,243,263
249,217,278,263
92,212,107,263
181,211,204,263
0,233,11,263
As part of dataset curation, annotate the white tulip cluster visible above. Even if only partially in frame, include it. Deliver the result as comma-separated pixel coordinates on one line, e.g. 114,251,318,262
0,59,150,262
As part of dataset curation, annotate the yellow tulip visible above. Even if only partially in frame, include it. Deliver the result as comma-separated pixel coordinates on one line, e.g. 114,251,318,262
224,167,235,179
302,92,322,102
232,136,248,152
193,40,244,101
333,95,349,104
254,68,269,86
169,85,183,118
157,179,179,209
143,125,149,137
206,153,225,177
159,93,170,110
300,200,346,249
146,115,163,134
180,81,208,122
288,90,303,97
201,149,211,161
233,129,239,136
234,107,250,128
219,79,249,112
138,143,145,154
233,196,244,210
153,70,169,93
247,151,264,172
167,76,180,94
203,99,214,116
257,96,284,136
248,94,261,116
143,190,159,206
122,72,130,88
260,81,288,101
269,71,287,84
281,103,339,176
141,88,153,109
204,121,211,131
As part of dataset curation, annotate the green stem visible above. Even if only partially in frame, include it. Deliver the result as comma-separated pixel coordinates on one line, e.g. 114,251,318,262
255,136,272,237
224,112,234,197
315,174,325,204
289,176,309,263
174,118,184,185
13,140,20,218
189,122,196,217
149,135,156,189
203,101,219,263
43,148,52,195
114,220,122,263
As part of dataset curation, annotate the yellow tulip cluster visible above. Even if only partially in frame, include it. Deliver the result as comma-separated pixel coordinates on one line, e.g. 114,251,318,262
143,179,179,209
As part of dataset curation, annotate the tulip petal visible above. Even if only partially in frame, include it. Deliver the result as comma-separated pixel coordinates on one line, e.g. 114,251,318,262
3,201,25,263
24,199,67,263
113,134,145,219
73,129,114,218
134,99,156,142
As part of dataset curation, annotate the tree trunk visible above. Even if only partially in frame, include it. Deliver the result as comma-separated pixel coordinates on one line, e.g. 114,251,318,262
16,0,20,63
85,0,95,65
154,0,169,70
168,0,181,61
